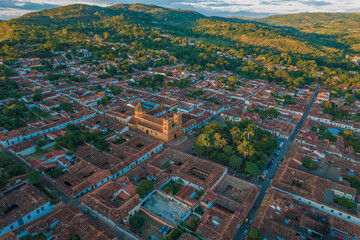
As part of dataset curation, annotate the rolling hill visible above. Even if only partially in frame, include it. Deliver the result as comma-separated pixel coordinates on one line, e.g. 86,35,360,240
251,13,360,51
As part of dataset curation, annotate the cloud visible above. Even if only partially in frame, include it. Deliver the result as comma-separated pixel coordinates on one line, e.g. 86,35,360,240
1,0,360,19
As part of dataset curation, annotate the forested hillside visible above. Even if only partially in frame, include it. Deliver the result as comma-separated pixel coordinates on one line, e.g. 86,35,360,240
0,4,360,95
252,13,360,51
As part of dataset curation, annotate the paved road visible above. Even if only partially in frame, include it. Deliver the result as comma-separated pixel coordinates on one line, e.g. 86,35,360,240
234,89,319,239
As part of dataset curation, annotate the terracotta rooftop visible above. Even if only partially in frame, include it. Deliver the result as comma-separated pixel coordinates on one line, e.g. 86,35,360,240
81,178,141,225
25,205,117,240
252,188,360,240
0,183,49,229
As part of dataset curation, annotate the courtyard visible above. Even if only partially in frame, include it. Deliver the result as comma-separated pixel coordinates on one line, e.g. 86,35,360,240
25,144,59,161
136,210,167,240
143,193,189,225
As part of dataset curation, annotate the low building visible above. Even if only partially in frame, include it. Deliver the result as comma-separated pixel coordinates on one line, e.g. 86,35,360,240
0,183,54,236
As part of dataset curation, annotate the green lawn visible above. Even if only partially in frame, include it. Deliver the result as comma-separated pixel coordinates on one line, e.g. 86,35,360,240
26,145,59,161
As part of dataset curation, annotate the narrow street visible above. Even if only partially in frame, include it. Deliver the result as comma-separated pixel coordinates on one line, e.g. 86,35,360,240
234,88,319,239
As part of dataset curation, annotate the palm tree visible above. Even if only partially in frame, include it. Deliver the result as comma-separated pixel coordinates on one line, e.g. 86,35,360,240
237,140,255,158
243,123,256,143
230,126,241,146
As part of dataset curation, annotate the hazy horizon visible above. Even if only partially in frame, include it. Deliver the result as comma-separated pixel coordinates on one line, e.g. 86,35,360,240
1,0,360,20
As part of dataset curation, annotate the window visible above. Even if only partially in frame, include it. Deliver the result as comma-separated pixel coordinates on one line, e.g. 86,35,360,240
10,225,14,230
27,215,31,219
36,209,40,214
41,207,44,211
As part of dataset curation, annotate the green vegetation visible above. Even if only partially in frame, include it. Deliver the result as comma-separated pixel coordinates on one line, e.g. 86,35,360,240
312,125,337,142
334,196,357,209
71,236,82,240
53,102,74,113
186,89,221,104
0,68,23,100
26,144,59,161
129,215,145,229
252,107,280,120
247,229,262,240
0,152,27,188
194,206,205,215
130,74,165,90
44,72,64,81
340,130,360,153
27,170,59,204
135,179,154,197
49,167,64,179
272,93,296,105
97,96,112,106
301,157,317,170
27,170,42,186
194,122,277,176
162,179,183,195
165,227,184,240
113,135,127,144
180,215,199,231
168,78,190,89
0,100,51,131
55,124,110,152
0,3,358,95
20,233,47,240
186,90,204,98
345,176,360,189
322,102,349,120
32,89,42,102
194,189,204,200
255,12,360,51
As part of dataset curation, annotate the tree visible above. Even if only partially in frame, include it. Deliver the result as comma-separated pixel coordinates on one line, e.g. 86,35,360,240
230,126,241,145
27,171,42,186
345,93,355,105
246,162,259,176
334,197,356,209
243,123,256,142
32,90,42,102
5,164,26,177
228,155,243,170
129,215,144,229
216,152,229,165
302,158,317,170
213,133,227,148
248,229,262,240
237,140,256,158
50,167,63,179
189,216,198,230
202,122,223,134
135,180,154,196
346,176,360,189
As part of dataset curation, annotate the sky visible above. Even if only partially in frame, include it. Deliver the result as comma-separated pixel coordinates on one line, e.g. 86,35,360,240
1,0,360,20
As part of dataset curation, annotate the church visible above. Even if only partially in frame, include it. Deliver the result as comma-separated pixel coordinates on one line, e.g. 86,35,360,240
127,102,184,142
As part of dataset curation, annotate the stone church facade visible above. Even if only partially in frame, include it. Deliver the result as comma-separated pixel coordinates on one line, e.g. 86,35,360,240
127,102,184,142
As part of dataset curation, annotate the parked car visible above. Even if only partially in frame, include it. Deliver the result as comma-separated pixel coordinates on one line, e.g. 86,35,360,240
90,214,97,219
82,208,89,214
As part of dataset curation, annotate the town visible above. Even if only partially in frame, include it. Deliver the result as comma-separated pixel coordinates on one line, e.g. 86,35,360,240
1,3,360,240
